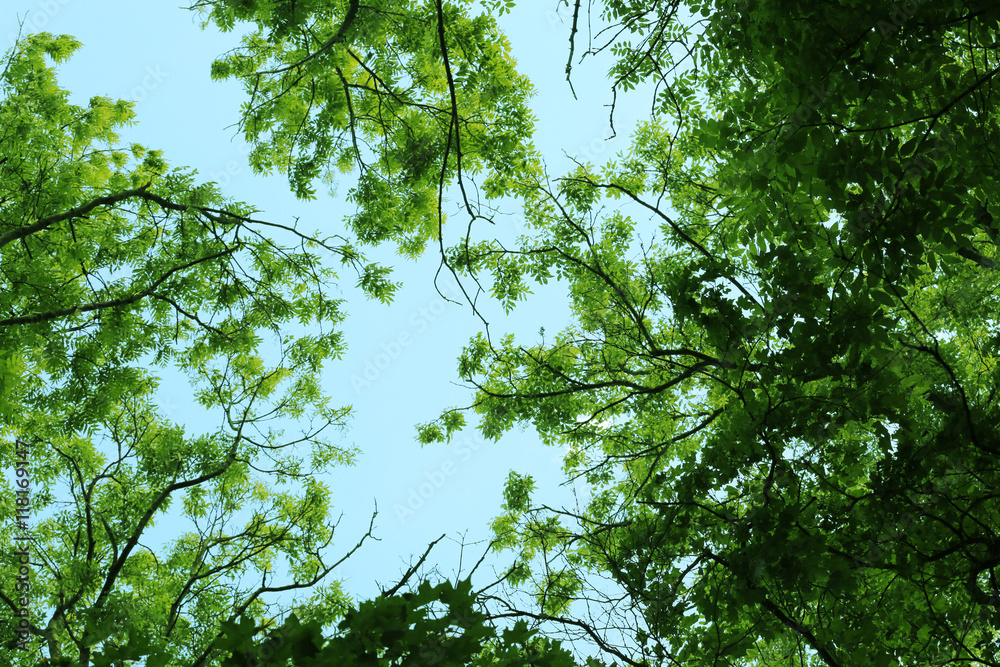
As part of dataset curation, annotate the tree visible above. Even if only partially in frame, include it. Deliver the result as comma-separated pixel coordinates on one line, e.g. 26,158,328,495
11,0,1000,665
212,537,602,667
0,32,379,666
188,0,538,263
416,0,1000,665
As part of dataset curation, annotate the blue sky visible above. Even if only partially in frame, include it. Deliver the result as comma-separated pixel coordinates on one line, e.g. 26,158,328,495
3,0,659,659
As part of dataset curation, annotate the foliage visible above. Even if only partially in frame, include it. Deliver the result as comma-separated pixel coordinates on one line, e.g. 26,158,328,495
189,0,539,261
9,0,1000,666
0,33,366,666
419,0,1000,665
213,576,597,666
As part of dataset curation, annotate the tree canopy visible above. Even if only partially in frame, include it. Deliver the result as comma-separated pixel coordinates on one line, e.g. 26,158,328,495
419,1,1000,665
191,0,538,261
0,32,363,666
4,0,1000,666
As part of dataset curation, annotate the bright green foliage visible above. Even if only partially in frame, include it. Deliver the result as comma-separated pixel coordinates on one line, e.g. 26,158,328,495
213,577,593,666
422,1,1000,665
191,0,539,260
0,34,359,666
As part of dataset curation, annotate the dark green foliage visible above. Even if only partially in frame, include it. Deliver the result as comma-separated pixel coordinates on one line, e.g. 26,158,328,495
419,1,1000,664
214,578,586,666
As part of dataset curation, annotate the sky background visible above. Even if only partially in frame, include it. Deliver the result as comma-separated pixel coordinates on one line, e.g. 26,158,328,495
3,0,662,659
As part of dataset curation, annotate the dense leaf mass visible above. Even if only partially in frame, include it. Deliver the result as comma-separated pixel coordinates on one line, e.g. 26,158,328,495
419,1,1000,665
0,33,358,667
